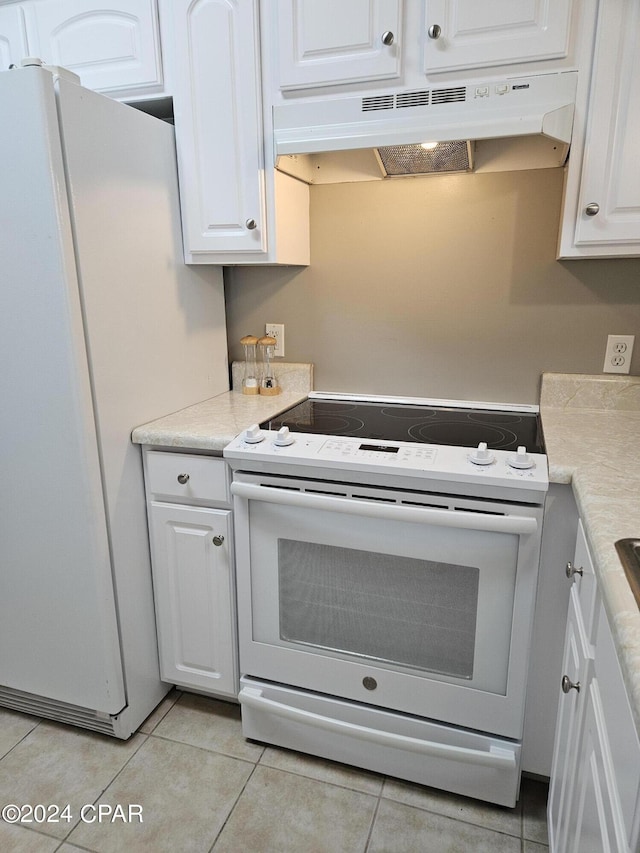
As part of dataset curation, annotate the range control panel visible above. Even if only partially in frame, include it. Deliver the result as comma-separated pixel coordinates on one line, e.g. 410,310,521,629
223,426,549,492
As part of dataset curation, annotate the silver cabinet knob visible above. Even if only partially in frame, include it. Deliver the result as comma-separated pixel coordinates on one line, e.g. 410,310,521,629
561,675,580,694
428,24,442,39
177,473,190,484
246,218,257,230
585,203,600,216
381,31,394,45
212,535,225,547
565,561,583,579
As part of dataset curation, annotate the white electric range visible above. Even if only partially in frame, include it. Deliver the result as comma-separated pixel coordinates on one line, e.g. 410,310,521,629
224,393,548,807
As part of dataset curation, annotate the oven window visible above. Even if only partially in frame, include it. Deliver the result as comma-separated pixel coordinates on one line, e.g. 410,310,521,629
278,539,479,680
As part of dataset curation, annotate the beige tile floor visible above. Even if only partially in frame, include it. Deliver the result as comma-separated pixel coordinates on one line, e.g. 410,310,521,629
0,690,549,852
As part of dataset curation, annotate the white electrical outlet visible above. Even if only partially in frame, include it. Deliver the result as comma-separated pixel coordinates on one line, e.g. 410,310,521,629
603,334,634,374
265,323,285,357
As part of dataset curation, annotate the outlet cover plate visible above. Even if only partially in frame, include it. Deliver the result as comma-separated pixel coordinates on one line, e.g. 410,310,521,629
265,323,285,357
603,334,634,374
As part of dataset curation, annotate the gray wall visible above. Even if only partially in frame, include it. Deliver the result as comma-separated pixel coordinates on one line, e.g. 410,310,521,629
225,168,640,404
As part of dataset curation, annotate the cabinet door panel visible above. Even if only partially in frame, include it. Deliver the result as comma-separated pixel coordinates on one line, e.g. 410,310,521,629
423,0,572,74
548,587,591,853
573,0,640,249
149,503,237,697
566,680,628,853
0,5,29,68
26,0,162,95
277,0,402,90
171,0,266,257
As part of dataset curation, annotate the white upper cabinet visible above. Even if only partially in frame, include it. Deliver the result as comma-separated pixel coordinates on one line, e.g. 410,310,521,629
164,0,309,265
0,1,163,98
559,0,640,258
0,5,29,68
27,1,163,98
422,0,573,75
276,0,402,91
167,0,266,258
269,0,578,98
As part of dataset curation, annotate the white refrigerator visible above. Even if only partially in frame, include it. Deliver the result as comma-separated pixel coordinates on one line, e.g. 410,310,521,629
0,64,229,737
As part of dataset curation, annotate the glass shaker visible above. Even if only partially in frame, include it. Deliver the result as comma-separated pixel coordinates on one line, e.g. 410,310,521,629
240,335,259,394
258,335,280,395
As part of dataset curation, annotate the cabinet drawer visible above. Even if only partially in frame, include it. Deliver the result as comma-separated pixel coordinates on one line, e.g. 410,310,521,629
145,451,229,504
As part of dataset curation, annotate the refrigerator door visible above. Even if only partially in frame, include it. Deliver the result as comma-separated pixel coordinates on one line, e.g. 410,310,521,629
0,67,126,712
53,74,228,722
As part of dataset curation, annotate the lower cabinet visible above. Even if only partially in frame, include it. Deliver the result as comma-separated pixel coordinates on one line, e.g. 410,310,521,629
548,521,640,852
143,450,238,699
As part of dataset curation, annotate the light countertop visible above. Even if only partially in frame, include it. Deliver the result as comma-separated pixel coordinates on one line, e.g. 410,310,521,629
131,389,309,452
540,373,640,735
131,362,313,452
132,368,640,734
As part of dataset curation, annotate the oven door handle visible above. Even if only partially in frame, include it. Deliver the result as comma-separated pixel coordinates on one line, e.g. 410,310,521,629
239,686,516,770
230,482,537,535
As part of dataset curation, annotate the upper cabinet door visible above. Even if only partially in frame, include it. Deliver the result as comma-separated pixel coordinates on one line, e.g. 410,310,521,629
0,5,30,69
277,0,402,91
423,0,572,75
571,0,640,253
25,0,163,97
169,0,267,258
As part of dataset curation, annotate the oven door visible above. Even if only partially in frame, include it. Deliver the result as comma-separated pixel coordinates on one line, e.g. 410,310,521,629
231,472,543,740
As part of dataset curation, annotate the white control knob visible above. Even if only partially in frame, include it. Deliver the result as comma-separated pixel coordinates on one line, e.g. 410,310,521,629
273,426,295,446
507,446,535,469
243,423,265,444
468,442,495,465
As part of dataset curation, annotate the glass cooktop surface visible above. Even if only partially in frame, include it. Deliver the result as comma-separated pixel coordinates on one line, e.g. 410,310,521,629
261,399,545,453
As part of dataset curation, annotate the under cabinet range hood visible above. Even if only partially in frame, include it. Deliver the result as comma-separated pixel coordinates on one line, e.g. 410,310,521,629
274,72,578,182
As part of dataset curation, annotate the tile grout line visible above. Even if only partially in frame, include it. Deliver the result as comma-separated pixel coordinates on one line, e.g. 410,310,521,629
363,787,385,853
55,729,151,847
208,760,262,852
0,715,44,762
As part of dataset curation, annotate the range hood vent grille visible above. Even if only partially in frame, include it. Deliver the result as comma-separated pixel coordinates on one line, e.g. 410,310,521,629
396,90,430,109
362,87,467,113
432,86,466,105
362,94,394,112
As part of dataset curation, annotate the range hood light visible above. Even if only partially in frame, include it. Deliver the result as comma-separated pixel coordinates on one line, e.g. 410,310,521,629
376,141,473,176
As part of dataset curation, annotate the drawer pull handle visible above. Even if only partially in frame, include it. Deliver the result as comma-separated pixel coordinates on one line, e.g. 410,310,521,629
177,473,190,485
381,30,394,45
428,24,442,39
565,561,583,579
212,535,225,547
239,686,516,769
561,675,580,694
